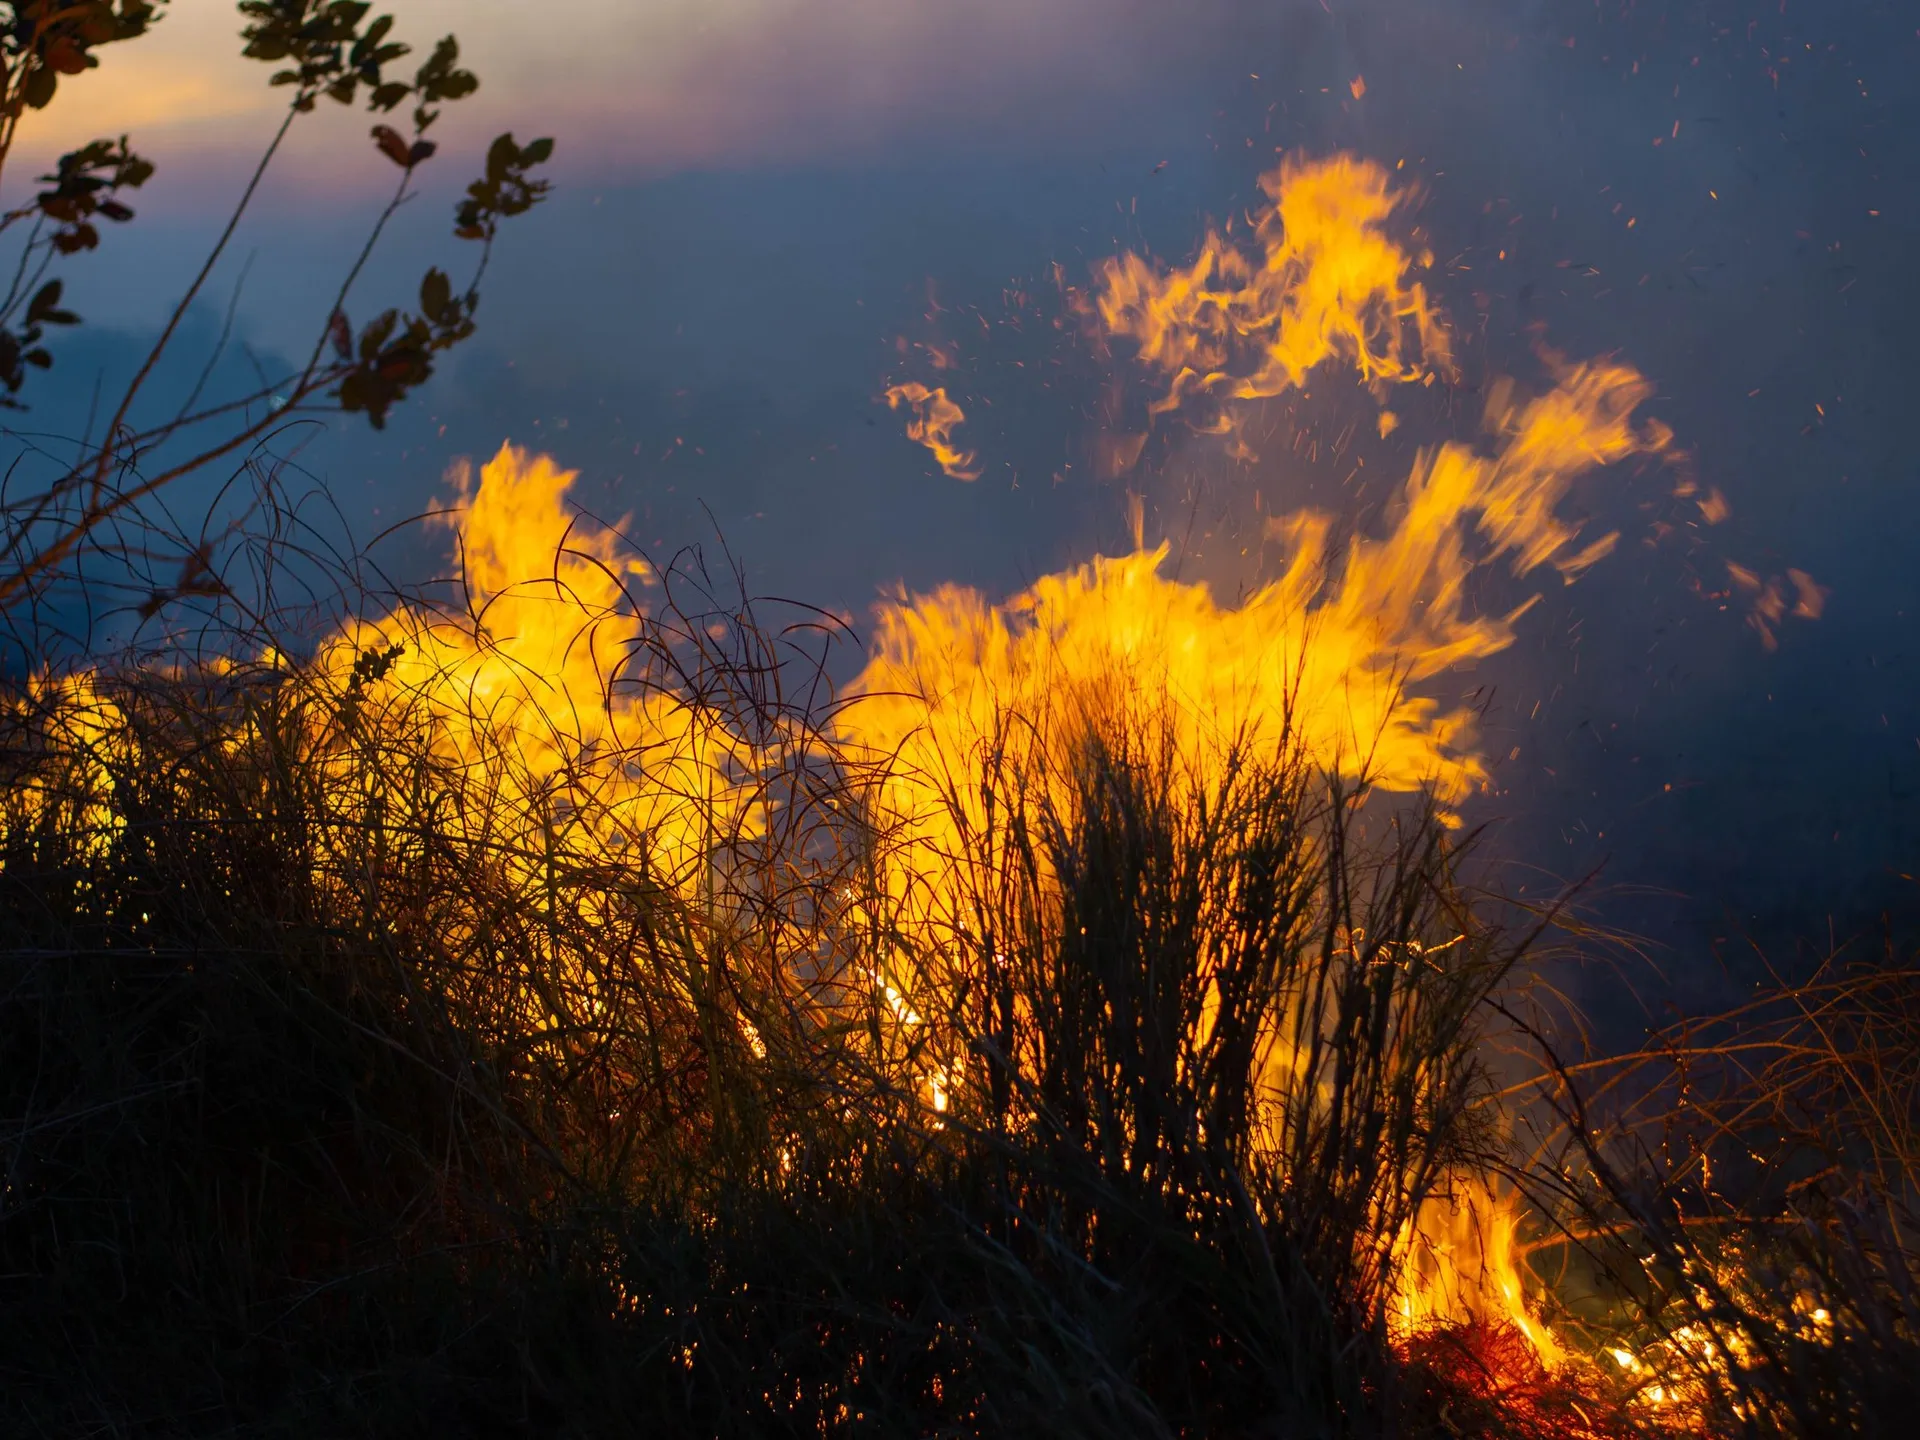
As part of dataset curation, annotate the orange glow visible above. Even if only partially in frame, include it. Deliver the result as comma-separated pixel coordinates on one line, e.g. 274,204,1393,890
1396,1180,1563,1365
300,159,1670,1379
846,357,1667,918
840,156,1676,1383
26,1,1222,185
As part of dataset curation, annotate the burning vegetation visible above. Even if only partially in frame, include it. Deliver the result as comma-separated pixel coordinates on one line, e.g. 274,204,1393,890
0,154,1905,1438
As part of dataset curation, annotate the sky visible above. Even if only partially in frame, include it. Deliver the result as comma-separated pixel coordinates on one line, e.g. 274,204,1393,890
18,0,1920,1008
24,0,1262,178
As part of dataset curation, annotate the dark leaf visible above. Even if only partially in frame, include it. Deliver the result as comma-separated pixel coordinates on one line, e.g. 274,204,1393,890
52,224,99,254
46,41,95,77
28,281,76,326
407,138,436,166
414,35,477,103
371,124,413,167
485,132,516,182
358,14,395,55
23,65,57,110
357,310,399,359
419,268,451,321
329,310,353,361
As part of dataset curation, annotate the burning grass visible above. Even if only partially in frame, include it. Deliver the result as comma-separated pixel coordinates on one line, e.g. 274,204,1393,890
3,490,1906,1436
0,530,1591,1435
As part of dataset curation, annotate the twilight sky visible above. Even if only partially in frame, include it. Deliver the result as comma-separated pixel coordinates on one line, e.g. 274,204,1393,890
23,0,1920,999
30,0,1259,175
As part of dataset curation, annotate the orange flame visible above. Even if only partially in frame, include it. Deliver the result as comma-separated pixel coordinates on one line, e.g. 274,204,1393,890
320,445,776,893
301,160,1671,1377
843,358,1667,920
1396,1181,1563,1365
885,382,982,480
840,156,1675,1371
1093,154,1452,430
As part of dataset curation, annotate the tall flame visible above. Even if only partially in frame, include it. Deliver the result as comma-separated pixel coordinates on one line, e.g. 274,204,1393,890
840,156,1671,1367
303,159,1671,1366
844,360,1667,926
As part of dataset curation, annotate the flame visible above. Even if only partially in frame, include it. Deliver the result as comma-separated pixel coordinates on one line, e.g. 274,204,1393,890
840,155,1675,1380
1395,1181,1564,1365
1092,154,1451,426
303,157,1668,1380
318,446,777,895
885,382,982,480
843,357,1667,935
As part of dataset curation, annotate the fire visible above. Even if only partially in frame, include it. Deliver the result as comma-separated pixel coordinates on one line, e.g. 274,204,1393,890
11,152,1816,1428
837,157,1684,1383
1092,153,1451,435
838,357,1662,1389
309,157,1666,1378
1396,1184,1563,1364
846,358,1666,951
884,381,981,480
317,446,779,896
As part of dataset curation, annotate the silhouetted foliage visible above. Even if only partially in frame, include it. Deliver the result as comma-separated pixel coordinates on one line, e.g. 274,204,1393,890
0,0,553,613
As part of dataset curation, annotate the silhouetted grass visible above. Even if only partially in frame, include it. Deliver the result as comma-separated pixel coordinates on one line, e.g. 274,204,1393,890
1513,942,1920,1439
